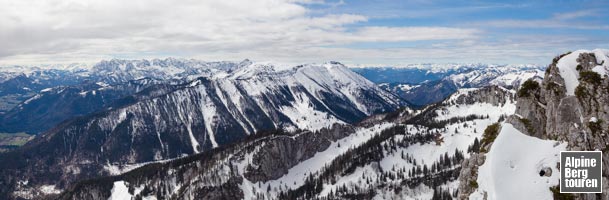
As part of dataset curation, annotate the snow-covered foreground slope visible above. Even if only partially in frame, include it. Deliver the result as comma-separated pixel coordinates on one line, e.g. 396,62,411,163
471,123,566,200
54,86,516,200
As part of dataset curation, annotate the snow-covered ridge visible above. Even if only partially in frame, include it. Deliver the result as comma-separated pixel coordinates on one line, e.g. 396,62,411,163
366,63,543,106
349,63,542,73
0,63,89,73
220,61,402,116
1,60,544,81
447,66,544,88
556,49,609,96
0,58,244,85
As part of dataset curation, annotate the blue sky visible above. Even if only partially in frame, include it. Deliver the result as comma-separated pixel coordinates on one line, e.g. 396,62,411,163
313,0,609,64
0,0,608,66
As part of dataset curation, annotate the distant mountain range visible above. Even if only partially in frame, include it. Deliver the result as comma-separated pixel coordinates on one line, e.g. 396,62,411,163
352,64,544,106
0,57,581,200
0,59,407,133
0,62,543,135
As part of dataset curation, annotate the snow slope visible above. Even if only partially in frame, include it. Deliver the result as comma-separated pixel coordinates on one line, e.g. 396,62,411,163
472,123,567,200
557,50,587,96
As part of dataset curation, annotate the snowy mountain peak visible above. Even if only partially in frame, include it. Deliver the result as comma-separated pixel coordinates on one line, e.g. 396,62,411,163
228,62,277,79
226,61,373,87
239,58,253,66
297,62,373,85
350,63,542,73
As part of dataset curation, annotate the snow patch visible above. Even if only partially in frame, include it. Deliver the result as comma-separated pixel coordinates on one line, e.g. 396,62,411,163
592,49,609,76
39,185,61,194
96,82,110,87
398,84,420,91
109,181,132,200
590,117,598,123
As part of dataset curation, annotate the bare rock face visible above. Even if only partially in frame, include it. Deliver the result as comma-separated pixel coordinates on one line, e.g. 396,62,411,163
457,153,485,200
511,93,546,138
244,124,353,182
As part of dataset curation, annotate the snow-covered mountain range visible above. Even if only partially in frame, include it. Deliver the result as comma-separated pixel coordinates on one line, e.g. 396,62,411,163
0,60,406,199
3,50,606,200
0,58,243,115
352,64,544,106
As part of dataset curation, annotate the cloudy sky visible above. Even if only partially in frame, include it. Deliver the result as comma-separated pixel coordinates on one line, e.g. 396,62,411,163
1,0,608,66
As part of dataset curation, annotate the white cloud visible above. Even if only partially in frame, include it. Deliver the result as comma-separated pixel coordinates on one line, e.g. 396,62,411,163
478,19,609,30
0,0,479,65
351,26,478,42
473,10,609,30
552,10,597,20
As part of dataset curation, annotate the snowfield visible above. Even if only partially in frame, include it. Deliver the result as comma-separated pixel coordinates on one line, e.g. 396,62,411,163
471,123,567,200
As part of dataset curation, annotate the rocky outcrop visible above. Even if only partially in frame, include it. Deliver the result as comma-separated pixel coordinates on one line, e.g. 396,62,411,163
458,49,609,199
443,85,514,107
244,124,353,182
457,153,485,199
